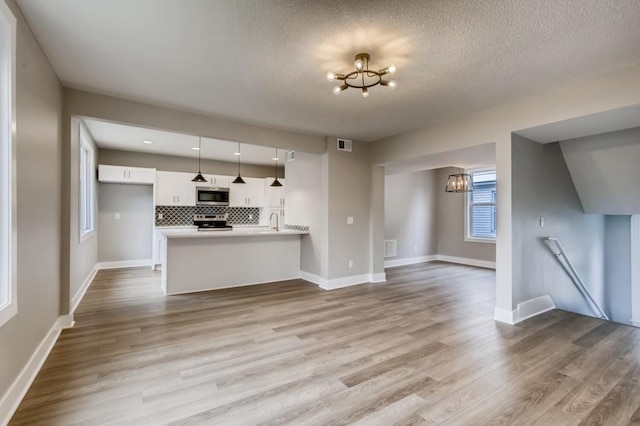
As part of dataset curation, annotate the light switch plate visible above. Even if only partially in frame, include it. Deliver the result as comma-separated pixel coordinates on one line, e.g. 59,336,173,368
347,216,354,225
115,212,120,220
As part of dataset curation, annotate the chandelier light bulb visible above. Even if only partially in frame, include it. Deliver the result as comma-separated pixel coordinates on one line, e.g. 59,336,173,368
326,53,396,97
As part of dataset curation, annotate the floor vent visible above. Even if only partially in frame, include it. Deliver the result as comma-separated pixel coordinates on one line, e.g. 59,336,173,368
384,240,397,258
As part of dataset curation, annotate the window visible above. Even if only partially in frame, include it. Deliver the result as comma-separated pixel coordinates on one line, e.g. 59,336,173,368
466,169,497,242
79,125,95,240
0,1,16,327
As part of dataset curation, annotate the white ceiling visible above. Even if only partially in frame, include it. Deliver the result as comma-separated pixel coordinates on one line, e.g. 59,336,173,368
83,119,283,166
16,0,640,141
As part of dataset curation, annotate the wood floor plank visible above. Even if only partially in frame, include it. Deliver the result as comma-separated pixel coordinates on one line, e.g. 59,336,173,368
8,263,640,425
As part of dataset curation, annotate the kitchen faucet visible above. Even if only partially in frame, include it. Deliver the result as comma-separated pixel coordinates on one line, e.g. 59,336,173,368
269,212,279,231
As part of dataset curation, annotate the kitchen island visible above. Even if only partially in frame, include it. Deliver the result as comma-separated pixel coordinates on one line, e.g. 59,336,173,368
158,228,308,295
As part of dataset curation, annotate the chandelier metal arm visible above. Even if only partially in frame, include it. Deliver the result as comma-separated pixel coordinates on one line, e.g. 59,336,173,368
327,53,396,96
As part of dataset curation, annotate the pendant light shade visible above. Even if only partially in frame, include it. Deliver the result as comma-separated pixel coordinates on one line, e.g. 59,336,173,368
233,142,246,184
192,137,207,183
445,169,474,193
270,148,283,187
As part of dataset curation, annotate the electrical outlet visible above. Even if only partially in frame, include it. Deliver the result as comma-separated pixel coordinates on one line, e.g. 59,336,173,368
115,212,120,220
347,216,354,225
414,245,418,252
158,213,163,220
249,214,253,220
540,216,544,227
348,260,353,268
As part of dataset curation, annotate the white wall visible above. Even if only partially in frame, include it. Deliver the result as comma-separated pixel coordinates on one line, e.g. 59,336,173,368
0,0,63,416
384,170,438,260
98,183,153,263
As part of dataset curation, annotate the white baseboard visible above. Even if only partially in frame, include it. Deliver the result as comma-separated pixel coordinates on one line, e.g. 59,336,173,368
299,271,386,289
96,259,153,270
494,295,556,325
436,255,496,270
631,319,640,328
71,264,99,314
384,255,437,268
0,315,74,425
299,271,326,287
369,272,387,283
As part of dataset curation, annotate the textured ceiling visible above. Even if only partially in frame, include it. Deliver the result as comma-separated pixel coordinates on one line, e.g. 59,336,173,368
16,0,640,141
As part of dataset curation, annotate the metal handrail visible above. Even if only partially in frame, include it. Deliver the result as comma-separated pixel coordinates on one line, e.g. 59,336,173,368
545,237,609,321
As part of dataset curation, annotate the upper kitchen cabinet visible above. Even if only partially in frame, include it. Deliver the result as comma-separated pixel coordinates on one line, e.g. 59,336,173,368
229,177,265,207
265,178,285,207
156,171,196,206
202,174,230,188
98,165,155,185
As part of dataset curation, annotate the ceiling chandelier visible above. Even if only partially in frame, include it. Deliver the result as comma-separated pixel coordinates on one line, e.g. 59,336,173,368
445,169,474,193
327,53,396,98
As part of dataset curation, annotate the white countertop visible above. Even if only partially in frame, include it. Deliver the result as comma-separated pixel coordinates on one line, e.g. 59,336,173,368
159,227,308,239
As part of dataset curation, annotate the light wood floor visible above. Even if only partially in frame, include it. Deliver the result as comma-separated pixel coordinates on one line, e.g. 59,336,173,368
10,262,640,425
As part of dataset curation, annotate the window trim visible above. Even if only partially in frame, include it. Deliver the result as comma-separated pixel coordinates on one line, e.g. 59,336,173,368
0,0,17,328
464,168,497,244
78,123,95,242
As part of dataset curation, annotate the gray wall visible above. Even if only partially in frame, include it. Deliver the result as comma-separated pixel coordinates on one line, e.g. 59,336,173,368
604,215,632,324
98,183,153,263
284,151,325,276
560,127,640,215
99,148,283,179
384,170,438,260
68,118,99,305
327,138,372,279
511,135,606,316
0,0,63,409
436,167,496,262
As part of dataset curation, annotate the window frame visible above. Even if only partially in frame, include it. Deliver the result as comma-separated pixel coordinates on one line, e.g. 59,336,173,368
78,123,96,242
464,168,497,244
0,0,17,328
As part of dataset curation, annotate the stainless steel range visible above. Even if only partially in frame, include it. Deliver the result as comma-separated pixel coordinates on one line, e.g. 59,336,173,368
193,214,233,231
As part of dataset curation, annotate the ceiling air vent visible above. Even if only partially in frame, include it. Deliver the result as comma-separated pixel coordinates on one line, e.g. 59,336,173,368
286,151,295,162
337,138,352,152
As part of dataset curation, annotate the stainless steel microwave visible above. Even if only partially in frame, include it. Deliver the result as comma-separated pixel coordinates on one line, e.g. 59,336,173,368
195,187,229,206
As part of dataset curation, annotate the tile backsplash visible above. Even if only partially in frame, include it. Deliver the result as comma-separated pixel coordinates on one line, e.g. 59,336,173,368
156,206,260,226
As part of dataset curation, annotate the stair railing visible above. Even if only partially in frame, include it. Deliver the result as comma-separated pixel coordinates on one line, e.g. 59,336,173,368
545,237,609,321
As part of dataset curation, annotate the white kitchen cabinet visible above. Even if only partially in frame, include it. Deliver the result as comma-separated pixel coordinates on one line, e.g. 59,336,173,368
265,178,285,207
229,177,265,207
98,164,155,184
203,174,230,188
155,171,196,206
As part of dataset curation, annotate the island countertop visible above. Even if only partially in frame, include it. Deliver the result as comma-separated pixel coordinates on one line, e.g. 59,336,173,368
159,227,309,239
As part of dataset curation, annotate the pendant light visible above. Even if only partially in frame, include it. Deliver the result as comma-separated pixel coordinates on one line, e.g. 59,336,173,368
270,148,283,187
191,136,207,183
445,168,474,193
232,142,246,184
